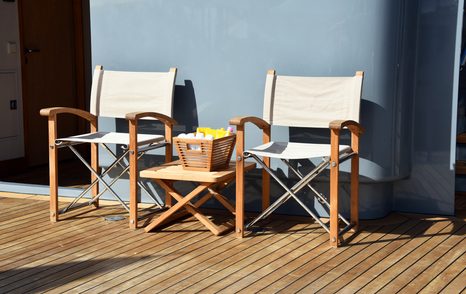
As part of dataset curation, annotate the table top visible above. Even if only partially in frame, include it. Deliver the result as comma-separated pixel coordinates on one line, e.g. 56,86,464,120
140,161,256,183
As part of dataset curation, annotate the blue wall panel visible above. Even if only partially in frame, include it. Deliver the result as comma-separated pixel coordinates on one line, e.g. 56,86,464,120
86,0,459,217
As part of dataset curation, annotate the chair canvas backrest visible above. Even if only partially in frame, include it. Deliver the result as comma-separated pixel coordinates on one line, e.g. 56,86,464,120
89,66,177,119
263,71,363,128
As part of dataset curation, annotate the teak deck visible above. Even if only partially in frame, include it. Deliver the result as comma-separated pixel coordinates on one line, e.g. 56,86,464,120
0,194,465,293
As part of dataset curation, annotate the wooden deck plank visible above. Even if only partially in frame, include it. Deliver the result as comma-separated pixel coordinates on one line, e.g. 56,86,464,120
138,223,324,294
440,268,466,293
161,222,318,294
89,220,286,293
0,195,463,293
88,228,233,292
178,224,370,294
268,222,412,294
0,212,103,259
0,197,117,235
419,253,466,293
37,220,205,293
6,220,204,293
0,221,133,292
0,209,131,288
359,222,464,294
48,219,225,293
0,192,45,202
319,222,464,294
229,215,408,293
377,224,466,294
333,218,454,294
0,209,129,272
399,239,466,293
227,223,387,294
113,222,317,293
0,207,51,238
0,201,49,229
136,220,293,294
254,221,402,294
215,231,329,293
0,207,125,271
0,198,47,222
66,228,233,293
0,206,105,247
0,206,123,260
298,219,423,293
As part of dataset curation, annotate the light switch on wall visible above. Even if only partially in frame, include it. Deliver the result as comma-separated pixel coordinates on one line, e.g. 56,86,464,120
7,42,17,54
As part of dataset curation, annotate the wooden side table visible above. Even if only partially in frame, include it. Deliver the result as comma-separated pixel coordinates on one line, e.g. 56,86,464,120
140,161,255,235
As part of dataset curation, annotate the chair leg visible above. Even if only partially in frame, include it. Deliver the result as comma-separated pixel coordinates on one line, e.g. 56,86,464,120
262,162,270,211
236,154,245,238
129,121,138,229
351,131,360,233
351,154,359,232
330,129,340,248
262,128,271,210
236,126,245,238
329,165,339,247
49,144,58,222
48,119,58,222
165,133,173,208
91,142,99,208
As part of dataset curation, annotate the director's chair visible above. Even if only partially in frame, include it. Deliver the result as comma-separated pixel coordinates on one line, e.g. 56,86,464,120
231,70,364,247
40,65,177,228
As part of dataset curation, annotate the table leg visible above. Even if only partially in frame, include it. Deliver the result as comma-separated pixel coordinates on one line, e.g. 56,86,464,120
208,188,236,214
144,183,209,232
146,179,236,236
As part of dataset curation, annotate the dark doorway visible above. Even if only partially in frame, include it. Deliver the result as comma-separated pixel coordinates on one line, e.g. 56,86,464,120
19,0,89,166
0,0,91,187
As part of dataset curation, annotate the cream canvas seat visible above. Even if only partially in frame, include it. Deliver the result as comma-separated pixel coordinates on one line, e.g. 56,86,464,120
231,69,364,247
40,65,177,229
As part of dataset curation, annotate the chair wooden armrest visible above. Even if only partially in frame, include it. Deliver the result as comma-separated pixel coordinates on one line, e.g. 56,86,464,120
329,119,363,155
126,111,177,155
40,107,97,123
329,119,364,135
229,115,271,156
39,107,98,142
125,111,177,127
229,116,270,130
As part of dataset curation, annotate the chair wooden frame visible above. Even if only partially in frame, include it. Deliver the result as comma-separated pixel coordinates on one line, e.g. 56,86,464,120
40,66,177,229
230,70,364,247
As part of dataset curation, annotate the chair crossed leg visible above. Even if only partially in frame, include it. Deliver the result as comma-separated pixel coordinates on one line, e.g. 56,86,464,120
144,178,235,235
58,142,164,214
245,152,355,239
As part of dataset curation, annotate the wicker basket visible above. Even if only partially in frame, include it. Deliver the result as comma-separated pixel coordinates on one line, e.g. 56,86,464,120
173,134,236,171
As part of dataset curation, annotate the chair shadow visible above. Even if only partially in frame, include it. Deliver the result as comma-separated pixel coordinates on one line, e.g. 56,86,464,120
114,79,199,135
0,256,146,292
